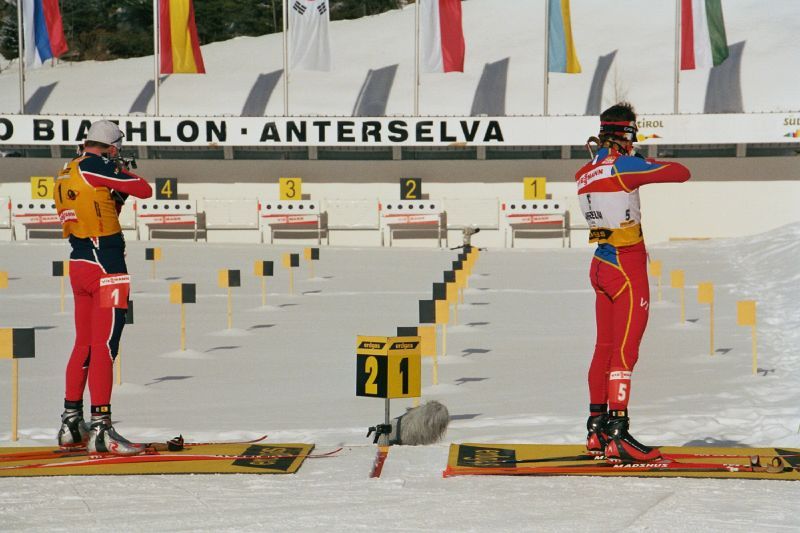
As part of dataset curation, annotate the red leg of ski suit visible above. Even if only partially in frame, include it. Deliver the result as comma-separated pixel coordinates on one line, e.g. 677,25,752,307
65,259,126,406
588,243,650,411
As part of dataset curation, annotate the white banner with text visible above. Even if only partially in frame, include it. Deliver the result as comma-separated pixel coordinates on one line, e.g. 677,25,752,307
0,114,798,147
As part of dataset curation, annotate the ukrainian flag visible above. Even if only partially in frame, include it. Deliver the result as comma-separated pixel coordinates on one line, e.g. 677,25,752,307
548,0,581,73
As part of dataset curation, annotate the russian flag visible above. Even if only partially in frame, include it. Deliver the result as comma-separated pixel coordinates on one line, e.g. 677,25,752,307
160,0,206,74
420,0,465,73
22,0,68,68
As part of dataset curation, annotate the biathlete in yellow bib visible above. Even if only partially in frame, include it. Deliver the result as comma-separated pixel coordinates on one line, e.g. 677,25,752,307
54,120,153,455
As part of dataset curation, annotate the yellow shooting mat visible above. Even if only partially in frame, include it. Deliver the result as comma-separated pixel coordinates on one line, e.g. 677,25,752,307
0,443,314,477
444,443,800,480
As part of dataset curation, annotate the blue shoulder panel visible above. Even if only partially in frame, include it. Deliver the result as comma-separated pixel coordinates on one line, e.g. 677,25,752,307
613,154,663,174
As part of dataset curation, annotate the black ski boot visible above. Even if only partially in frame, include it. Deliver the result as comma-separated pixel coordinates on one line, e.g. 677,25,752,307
586,413,609,455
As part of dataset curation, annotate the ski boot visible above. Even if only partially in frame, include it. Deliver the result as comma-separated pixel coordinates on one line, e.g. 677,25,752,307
603,413,662,462
585,413,609,456
57,407,89,449
87,416,147,456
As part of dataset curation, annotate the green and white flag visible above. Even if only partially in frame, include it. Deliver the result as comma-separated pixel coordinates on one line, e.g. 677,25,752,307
680,0,729,70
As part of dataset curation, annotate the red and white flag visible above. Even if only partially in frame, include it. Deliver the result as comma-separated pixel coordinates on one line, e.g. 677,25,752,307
420,0,465,73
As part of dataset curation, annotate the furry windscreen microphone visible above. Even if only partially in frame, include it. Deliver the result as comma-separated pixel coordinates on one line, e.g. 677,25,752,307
388,401,449,445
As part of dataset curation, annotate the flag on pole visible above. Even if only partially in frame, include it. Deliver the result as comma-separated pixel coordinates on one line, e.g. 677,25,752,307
547,0,580,73
420,0,465,73
22,0,68,68
160,0,206,74
288,0,331,71
680,0,729,70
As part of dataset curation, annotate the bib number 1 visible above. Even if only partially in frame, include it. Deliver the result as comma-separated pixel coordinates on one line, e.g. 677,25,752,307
99,274,131,309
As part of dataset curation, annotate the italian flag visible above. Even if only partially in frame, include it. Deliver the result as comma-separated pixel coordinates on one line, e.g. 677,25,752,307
680,0,729,70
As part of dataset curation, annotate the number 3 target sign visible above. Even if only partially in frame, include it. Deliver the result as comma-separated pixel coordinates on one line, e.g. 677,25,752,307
356,336,421,399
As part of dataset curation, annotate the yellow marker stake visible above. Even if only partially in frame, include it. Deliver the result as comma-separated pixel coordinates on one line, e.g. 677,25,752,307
60,277,65,313
737,301,757,375
445,282,458,326
115,354,122,386
670,270,685,322
648,260,663,302
0,271,8,289
417,325,438,387
751,325,758,375
146,248,162,279
2,328,35,440
227,287,233,329
261,277,267,307
697,282,714,355
180,303,186,351
11,359,18,441
709,300,715,355
441,323,447,357
282,254,298,295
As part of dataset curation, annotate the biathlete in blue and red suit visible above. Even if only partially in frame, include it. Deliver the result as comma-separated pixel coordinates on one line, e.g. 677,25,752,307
54,120,152,455
575,103,690,462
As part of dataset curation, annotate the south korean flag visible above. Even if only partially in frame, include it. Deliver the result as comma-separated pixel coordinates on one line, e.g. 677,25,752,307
289,0,331,71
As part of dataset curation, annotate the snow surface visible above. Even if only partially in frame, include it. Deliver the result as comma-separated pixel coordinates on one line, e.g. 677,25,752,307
0,225,799,531
1,0,799,116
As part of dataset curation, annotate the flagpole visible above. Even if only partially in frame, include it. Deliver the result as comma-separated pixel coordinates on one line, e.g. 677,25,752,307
153,0,160,115
17,0,25,113
673,0,680,114
282,0,289,116
414,0,420,116
543,0,549,116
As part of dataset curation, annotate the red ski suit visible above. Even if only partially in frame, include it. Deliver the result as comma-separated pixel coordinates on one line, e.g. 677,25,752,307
575,148,690,410
55,153,152,407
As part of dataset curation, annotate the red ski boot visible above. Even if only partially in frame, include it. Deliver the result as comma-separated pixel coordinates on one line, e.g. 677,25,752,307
604,414,662,462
